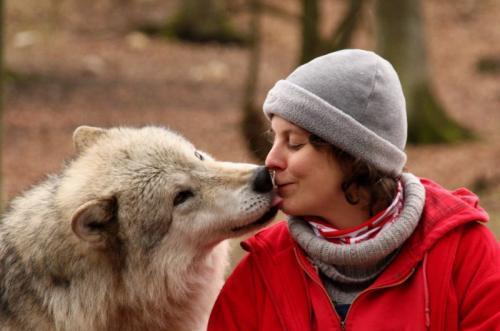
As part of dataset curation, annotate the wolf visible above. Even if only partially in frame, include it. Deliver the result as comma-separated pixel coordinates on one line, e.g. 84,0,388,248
0,126,278,331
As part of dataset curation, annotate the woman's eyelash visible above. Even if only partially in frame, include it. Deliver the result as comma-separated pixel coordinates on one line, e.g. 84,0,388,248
265,129,306,149
288,143,304,150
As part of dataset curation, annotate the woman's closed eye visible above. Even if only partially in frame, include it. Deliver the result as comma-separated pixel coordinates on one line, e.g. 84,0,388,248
265,127,308,150
287,135,307,150
287,141,305,150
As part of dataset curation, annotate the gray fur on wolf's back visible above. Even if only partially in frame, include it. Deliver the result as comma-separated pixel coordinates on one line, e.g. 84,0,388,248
0,176,62,326
0,126,277,331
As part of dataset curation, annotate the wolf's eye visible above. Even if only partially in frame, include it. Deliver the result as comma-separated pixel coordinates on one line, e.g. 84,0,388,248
174,190,194,206
194,151,204,161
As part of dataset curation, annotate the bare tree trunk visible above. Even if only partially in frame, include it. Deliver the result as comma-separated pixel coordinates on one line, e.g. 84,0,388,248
242,0,270,161
300,0,365,64
329,0,364,52
375,0,471,143
300,0,321,63
167,0,246,44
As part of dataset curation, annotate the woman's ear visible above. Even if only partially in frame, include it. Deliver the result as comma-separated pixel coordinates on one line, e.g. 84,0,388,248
71,197,118,247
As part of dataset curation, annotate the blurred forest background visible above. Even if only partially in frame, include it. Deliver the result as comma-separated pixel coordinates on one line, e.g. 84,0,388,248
2,0,499,257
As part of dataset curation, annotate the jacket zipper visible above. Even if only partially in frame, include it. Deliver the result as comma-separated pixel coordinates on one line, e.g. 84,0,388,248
342,268,416,328
295,247,416,330
294,248,345,329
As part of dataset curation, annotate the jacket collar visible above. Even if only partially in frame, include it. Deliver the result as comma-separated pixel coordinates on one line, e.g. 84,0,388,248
243,175,488,284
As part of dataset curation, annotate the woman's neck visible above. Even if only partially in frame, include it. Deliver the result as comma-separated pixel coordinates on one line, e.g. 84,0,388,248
313,198,371,230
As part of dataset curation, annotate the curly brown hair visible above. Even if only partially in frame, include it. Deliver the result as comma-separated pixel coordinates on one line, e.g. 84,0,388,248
308,135,400,216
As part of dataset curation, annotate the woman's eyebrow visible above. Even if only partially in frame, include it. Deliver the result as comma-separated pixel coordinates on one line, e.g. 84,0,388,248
287,128,309,137
270,128,304,136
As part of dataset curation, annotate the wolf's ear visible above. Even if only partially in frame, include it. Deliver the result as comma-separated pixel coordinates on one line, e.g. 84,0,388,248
73,126,107,154
71,197,118,247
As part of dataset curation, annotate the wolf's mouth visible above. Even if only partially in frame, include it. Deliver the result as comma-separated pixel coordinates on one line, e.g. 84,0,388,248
231,206,279,232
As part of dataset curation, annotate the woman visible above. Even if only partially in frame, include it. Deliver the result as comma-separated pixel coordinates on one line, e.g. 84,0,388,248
208,49,500,330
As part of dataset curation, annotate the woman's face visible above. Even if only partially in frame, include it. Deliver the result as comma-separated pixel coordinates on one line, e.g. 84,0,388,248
265,116,345,218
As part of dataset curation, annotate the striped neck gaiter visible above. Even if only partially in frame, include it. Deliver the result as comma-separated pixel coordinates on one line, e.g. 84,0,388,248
305,182,404,245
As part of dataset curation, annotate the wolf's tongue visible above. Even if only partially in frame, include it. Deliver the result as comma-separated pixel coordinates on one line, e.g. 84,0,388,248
271,195,283,207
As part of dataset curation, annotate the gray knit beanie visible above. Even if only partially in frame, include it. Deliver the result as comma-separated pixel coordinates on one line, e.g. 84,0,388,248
263,49,407,176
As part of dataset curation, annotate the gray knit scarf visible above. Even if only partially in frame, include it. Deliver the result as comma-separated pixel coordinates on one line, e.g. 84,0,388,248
288,173,426,304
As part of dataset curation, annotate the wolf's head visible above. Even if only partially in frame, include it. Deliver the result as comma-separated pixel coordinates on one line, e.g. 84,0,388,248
0,126,279,330
56,126,278,272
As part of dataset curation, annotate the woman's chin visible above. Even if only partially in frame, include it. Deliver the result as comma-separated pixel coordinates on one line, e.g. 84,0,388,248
279,201,301,217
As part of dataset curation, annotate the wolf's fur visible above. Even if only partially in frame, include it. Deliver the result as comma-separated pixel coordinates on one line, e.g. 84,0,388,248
0,126,277,331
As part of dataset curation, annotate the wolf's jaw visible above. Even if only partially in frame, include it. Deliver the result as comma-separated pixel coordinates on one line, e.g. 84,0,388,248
230,206,279,233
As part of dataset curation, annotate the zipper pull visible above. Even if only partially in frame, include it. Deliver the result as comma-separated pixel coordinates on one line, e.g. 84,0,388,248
340,320,346,330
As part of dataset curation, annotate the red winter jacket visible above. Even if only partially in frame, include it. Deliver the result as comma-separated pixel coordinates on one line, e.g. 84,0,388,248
208,178,500,330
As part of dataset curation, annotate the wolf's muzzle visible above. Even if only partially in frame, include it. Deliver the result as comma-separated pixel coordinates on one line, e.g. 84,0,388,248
251,166,274,193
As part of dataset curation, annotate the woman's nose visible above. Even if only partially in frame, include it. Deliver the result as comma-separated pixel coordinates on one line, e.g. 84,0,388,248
265,143,285,170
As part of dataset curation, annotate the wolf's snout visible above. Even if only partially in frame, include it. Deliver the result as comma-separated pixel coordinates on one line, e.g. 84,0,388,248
251,166,274,193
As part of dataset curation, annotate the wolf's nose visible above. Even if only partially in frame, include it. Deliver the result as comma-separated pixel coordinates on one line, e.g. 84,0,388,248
252,166,274,193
